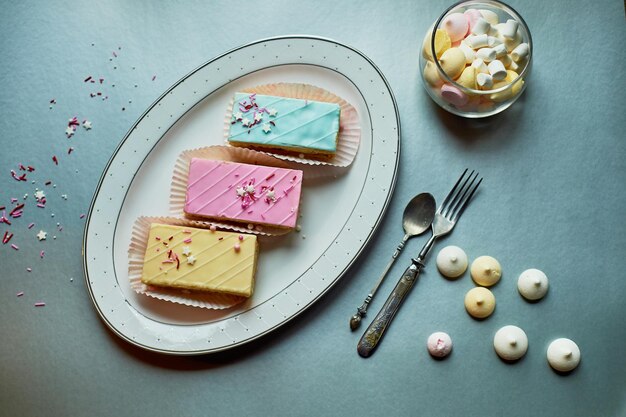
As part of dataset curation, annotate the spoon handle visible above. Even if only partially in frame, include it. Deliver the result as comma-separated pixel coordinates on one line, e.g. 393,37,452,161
349,234,410,330
357,259,424,357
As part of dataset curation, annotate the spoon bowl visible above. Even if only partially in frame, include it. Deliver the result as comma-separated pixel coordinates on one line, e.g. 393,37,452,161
403,193,437,237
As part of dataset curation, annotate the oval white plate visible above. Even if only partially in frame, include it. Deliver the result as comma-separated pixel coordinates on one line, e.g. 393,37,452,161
83,35,400,354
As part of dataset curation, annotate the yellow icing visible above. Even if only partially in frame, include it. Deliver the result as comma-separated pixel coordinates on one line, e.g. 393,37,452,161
141,224,258,297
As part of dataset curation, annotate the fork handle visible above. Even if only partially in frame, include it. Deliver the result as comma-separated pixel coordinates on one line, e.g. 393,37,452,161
357,260,424,358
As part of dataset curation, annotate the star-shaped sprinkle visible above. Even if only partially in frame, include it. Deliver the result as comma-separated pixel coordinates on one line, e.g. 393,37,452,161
268,108,277,117
34,190,45,200
233,111,243,120
262,123,271,133
254,113,263,122
65,127,74,137
245,184,255,194
186,255,196,265
36,230,47,241
266,189,276,202
236,187,246,197
82,120,92,130
182,246,191,256
241,117,250,127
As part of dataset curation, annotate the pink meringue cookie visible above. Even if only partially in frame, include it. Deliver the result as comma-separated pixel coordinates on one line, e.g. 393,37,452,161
464,9,483,31
441,84,469,106
442,12,469,42
427,332,453,358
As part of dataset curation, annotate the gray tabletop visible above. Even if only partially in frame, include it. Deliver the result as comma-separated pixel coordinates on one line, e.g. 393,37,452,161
1,1,625,416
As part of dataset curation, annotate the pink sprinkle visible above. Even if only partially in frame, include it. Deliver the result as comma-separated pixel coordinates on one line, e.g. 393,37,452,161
26,267,32,272
79,214,85,219
182,229,192,234
40,250,45,258
11,198,17,203
17,291,24,297
37,203,45,208
209,225,217,232
112,51,117,57
11,244,19,250
28,223,35,229
238,235,244,241
35,302,46,307
234,244,241,252
2,231,13,244
162,259,174,264
183,238,192,243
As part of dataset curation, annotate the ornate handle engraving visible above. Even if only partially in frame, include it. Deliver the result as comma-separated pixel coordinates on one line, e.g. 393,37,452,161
357,260,423,357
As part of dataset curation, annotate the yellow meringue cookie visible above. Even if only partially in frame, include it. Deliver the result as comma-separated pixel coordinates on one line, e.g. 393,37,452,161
471,255,502,286
507,70,524,95
490,70,523,102
439,47,466,79
422,28,451,61
423,61,444,87
456,66,477,89
464,287,496,319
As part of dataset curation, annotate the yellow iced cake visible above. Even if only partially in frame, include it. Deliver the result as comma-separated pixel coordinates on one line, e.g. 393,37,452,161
141,223,258,297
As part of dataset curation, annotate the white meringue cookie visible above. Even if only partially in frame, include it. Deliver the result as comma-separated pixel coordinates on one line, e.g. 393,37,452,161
517,268,549,300
547,338,580,372
494,325,528,361
436,245,468,278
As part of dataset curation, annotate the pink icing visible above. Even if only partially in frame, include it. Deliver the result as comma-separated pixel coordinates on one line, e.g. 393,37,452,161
184,158,303,228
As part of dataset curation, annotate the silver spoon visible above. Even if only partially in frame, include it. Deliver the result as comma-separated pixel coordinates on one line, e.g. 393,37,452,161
350,192,436,330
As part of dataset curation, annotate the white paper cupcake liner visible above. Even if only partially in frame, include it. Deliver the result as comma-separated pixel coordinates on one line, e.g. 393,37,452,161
128,216,249,309
223,83,360,168
170,145,301,236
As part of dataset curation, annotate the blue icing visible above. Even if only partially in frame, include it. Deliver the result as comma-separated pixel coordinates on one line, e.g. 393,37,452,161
228,93,340,153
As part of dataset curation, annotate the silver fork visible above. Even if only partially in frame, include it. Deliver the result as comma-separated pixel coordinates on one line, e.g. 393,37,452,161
357,169,482,357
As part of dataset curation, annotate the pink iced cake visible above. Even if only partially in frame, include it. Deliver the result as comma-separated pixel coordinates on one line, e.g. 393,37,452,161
184,158,303,229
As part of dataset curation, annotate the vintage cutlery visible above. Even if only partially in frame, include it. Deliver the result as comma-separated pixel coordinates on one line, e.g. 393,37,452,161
357,169,482,357
349,193,436,330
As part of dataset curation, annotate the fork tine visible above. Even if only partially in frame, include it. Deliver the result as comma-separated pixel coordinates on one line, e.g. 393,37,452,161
438,168,468,214
448,171,478,219
450,174,482,222
446,170,475,217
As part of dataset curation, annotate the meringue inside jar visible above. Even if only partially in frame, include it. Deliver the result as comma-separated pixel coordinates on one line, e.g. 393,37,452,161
419,0,532,118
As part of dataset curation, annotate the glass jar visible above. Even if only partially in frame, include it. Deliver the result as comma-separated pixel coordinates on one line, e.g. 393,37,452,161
419,0,532,118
